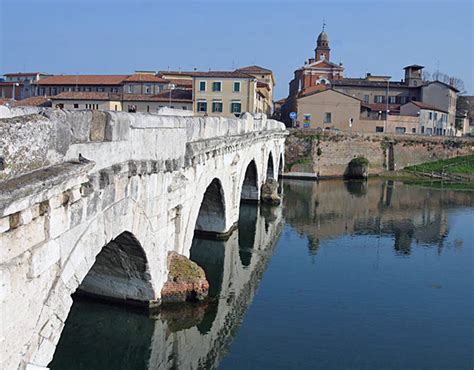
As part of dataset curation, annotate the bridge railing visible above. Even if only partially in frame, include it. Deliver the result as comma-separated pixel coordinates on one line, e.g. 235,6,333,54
0,109,286,182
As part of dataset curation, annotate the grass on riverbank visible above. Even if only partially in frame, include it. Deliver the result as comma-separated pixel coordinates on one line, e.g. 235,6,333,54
405,154,474,175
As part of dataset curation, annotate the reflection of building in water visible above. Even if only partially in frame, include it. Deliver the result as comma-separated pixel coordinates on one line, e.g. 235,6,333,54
284,179,472,256
50,204,284,370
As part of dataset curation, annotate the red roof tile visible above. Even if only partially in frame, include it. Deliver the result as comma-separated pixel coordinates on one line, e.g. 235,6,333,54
37,75,128,86
124,74,169,83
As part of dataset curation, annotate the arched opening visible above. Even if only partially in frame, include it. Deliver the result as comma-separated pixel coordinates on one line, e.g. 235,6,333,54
50,231,155,369
194,178,227,238
77,231,155,303
266,152,275,180
241,160,259,202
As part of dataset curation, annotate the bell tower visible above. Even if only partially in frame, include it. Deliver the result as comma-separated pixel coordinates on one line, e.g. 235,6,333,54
315,22,330,61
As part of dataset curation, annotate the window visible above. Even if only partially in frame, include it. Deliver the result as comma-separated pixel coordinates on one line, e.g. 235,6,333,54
212,81,221,92
112,88,119,93
363,95,369,103
73,104,79,109
374,95,385,103
147,105,150,112
233,81,241,92
429,112,433,120
97,87,104,92
114,104,118,111
421,126,425,134
413,80,417,86
324,112,331,123
145,85,152,94
376,126,384,133
197,100,207,112
395,127,406,134
412,128,416,133
388,96,397,104
212,101,223,113
128,85,133,93
411,96,417,101
231,101,241,114
182,106,187,110
434,112,438,120
85,87,91,92
199,81,206,91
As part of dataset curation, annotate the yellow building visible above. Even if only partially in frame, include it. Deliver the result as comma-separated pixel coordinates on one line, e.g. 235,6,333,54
191,71,258,118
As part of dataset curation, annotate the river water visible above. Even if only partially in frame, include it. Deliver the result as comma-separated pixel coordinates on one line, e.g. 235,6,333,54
50,179,474,370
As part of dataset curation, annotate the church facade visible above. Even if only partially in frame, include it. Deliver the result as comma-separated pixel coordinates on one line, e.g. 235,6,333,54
282,27,344,125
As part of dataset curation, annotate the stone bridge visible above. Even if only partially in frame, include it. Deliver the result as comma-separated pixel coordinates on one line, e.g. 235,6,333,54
0,109,287,369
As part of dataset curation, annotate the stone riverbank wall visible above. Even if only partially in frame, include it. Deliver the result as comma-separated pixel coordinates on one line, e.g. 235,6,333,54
285,129,474,177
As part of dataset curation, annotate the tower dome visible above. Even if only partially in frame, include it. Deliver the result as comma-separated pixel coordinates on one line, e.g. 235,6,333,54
317,31,329,44
315,27,330,61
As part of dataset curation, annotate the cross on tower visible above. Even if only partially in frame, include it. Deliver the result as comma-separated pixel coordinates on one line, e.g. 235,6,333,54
322,18,326,32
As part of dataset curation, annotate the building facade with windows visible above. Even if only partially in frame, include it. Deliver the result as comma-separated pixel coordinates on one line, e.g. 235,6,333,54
0,72,51,99
191,71,258,117
400,101,451,136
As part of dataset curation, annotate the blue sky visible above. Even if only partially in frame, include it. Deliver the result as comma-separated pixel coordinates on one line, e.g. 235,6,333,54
1,0,473,98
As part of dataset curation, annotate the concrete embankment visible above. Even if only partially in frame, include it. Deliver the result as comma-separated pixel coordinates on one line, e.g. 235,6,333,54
284,129,474,179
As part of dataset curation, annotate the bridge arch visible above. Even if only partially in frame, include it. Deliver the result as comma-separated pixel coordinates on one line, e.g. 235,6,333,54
78,231,155,302
266,152,275,180
194,178,228,237
240,160,259,202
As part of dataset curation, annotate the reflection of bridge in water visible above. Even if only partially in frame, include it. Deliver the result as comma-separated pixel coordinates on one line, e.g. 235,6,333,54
283,179,474,256
50,203,283,370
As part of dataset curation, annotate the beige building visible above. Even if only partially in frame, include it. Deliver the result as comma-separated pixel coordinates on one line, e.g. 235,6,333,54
51,92,122,111
297,89,361,130
51,90,192,113
236,65,275,115
191,71,258,118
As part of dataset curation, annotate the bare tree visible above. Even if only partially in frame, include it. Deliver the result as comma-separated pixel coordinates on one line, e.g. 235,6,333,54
425,70,466,93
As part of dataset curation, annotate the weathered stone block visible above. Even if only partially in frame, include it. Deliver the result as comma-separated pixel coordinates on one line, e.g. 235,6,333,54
68,187,82,204
20,208,33,225
0,216,46,262
48,206,70,239
0,215,9,233
28,240,60,278
89,111,107,142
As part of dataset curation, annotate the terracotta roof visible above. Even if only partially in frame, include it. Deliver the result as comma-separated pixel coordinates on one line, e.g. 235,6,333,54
14,96,52,107
299,87,360,101
37,75,128,86
124,74,168,83
123,89,192,102
236,65,272,74
406,100,448,113
51,92,122,100
162,71,254,79
333,78,409,88
163,78,193,88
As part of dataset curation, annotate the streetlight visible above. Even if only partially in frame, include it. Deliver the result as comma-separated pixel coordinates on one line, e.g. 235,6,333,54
12,82,19,101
